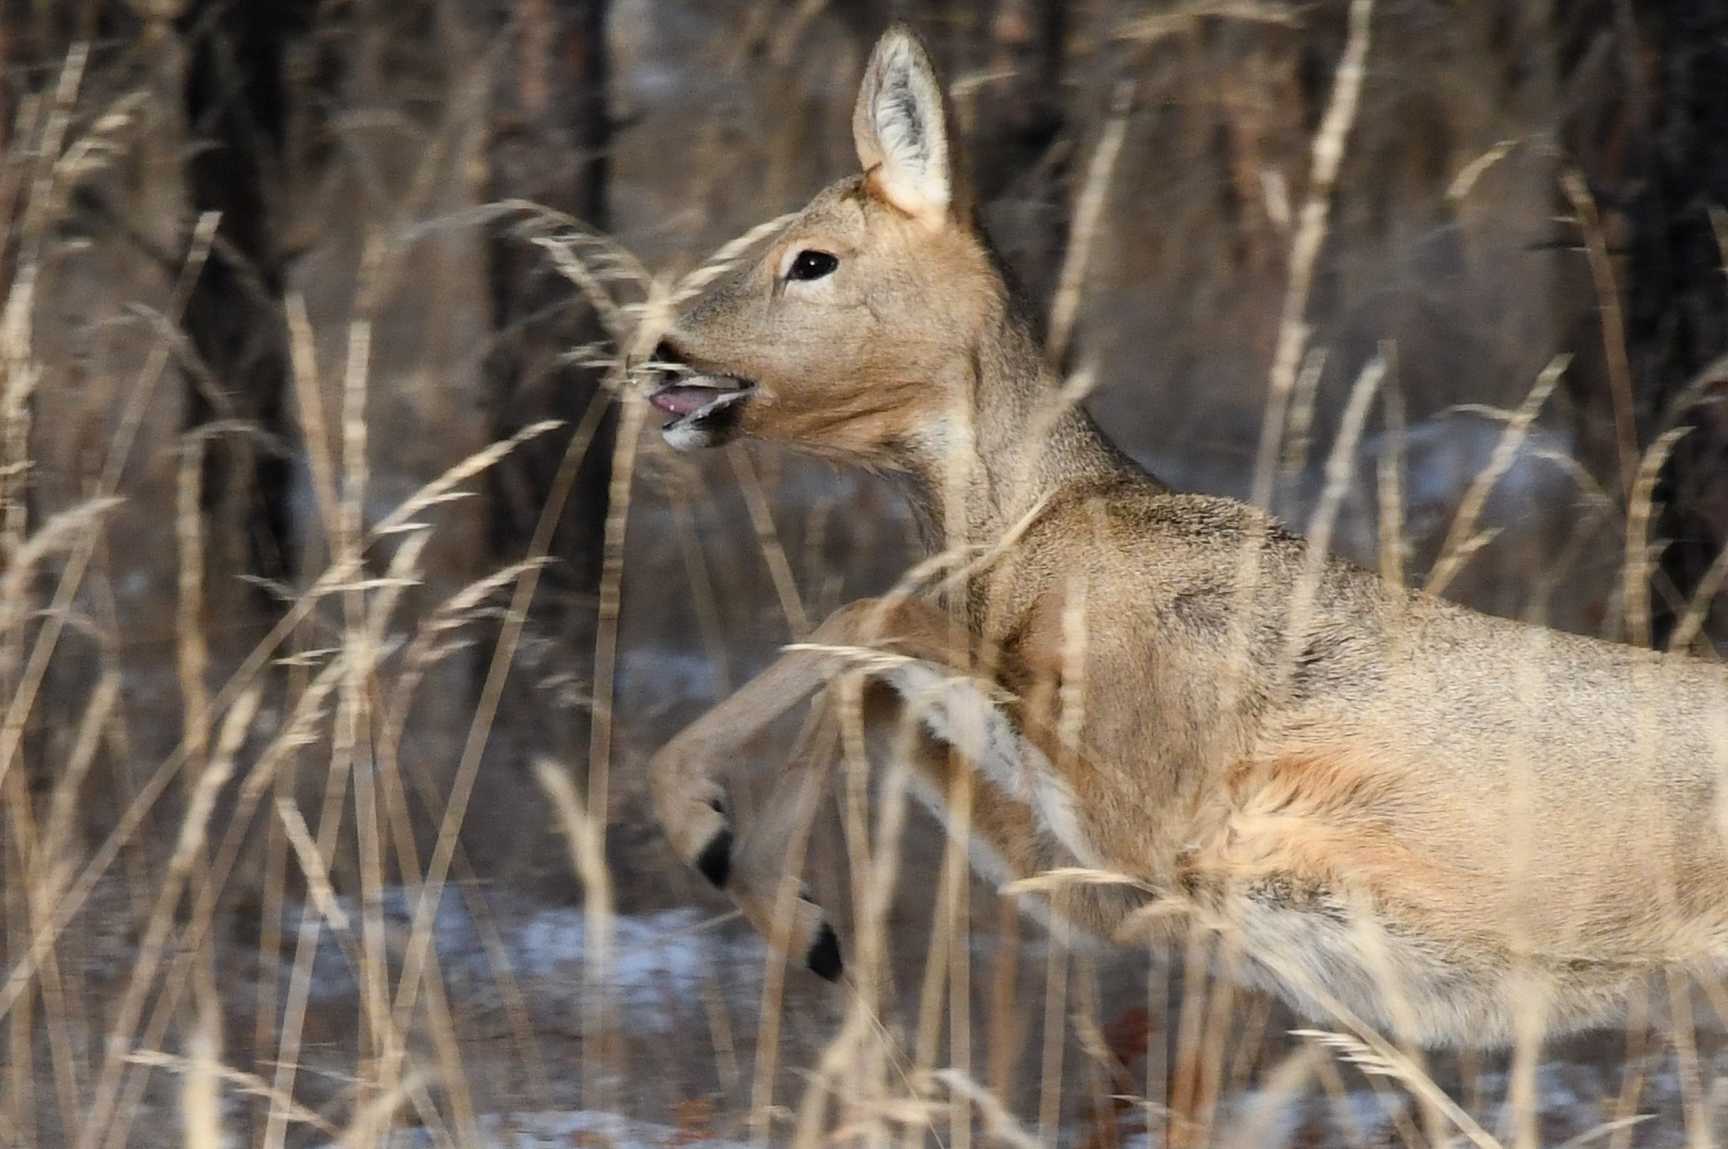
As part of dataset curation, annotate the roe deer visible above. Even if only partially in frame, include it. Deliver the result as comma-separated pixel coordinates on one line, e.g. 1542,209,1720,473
644,24,1728,1047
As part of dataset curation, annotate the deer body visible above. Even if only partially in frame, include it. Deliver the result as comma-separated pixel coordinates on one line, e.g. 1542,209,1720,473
645,26,1728,1047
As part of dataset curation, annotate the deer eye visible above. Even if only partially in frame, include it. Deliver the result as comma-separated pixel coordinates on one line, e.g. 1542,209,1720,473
787,250,838,282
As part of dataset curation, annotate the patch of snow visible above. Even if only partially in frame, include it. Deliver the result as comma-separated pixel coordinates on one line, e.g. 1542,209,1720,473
315,1109,749,1148
291,890,765,1032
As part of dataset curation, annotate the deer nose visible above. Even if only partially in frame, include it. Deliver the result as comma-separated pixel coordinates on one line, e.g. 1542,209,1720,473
644,339,689,380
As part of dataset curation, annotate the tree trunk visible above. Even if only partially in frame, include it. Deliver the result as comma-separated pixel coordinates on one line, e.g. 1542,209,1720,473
177,0,307,624
479,0,617,873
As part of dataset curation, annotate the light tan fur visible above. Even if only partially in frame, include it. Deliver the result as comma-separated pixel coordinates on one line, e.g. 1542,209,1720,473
644,25,1728,1047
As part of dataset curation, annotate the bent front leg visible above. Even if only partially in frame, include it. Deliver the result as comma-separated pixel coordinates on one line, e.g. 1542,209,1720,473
647,598,967,979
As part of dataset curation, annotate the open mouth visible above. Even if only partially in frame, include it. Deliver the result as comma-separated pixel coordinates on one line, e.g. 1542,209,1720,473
646,344,755,444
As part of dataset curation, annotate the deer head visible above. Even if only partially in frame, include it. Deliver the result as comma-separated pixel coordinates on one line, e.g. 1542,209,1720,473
648,25,1015,471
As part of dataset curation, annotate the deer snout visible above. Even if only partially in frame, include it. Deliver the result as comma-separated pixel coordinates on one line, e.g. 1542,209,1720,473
644,339,757,451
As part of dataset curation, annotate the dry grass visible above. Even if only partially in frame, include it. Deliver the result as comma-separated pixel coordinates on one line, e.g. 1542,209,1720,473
0,2,1725,1147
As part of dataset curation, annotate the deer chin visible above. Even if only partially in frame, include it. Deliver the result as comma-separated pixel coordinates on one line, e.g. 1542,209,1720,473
649,376,756,450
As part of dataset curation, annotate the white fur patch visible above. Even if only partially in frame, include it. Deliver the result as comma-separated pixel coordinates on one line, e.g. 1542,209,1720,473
884,662,1108,870
662,421,712,451
899,770,1063,937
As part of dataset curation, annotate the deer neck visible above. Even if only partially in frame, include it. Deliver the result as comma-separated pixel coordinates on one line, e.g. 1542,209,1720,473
895,307,1141,561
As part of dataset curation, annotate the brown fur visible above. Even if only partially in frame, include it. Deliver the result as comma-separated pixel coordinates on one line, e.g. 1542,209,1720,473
644,25,1728,1047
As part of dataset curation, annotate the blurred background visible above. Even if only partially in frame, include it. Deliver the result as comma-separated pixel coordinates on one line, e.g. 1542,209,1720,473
2,0,1727,1145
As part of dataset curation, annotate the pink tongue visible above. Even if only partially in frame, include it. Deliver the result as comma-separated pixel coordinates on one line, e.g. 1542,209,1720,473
650,386,725,417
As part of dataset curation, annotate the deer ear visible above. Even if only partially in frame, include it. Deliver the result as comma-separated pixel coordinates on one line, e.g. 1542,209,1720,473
853,25,953,227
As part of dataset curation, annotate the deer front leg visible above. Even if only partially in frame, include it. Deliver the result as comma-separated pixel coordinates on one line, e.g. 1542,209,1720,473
649,598,965,980
647,600,926,879
650,598,1154,982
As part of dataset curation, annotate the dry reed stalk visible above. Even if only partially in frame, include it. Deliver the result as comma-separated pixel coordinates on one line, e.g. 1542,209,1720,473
1219,0,1375,744
1663,968,1711,1149
529,757,616,1119
907,805,959,1036
577,333,659,1125
127,1048,336,1138
378,566,564,1113
986,893,1025,1104
181,972,223,1149
266,410,363,1149
355,528,481,1143
332,1070,426,1149
1505,975,1552,1149
174,435,211,786
728,443,810,637
284,293,338,542
1425,356,1568,598
1166,927,1216,1148
701,966,743,1096
1621,427,1691,649
1070,955,1122,1147
0,361,546,1140
1280,347,1328,483
745,802,823,1147
1187,941,1246,1144
926,1069,1042,1149
1217,1044,1323,1149
1666,534,1728,652
944,739,980,1144
1037,898,1073,1145
1375,364,1408,592
385,379,613,1069
844,688,927,1149
1605,985,1651,1149
334,307,400,1120
373,737,481,1145
672,496,734,696
0,209,217,806
76,688,259,1149
1047,80,1135,368
1277,353,1387,676
1117,0,1302,44
1560,169,1639,502
1447,138,1521,202
1249,0,1374,512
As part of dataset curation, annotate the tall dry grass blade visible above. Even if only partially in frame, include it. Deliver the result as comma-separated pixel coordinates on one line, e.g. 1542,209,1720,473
1117,0,1302,44
1250,0,1375,512
728,444,809,636
1448,139,1521,202
1278,354,1387,672
181,973,223,1149
174,437,211,793
1375,364,1408,592
128,1049,336,1137
1666,533,1728,652
0,209,218,807
0,413,543,1033
926,1069,1042,1149
387,377,615,1090
1425,356,1568,597
1622,426,1691,648
1048,80,1135,367
1281,347,1328,483
1561,169,1639,502
1036,898,1072,1146
1218,1044,1322,1149
1663,970,1711,1149
530,758,615,1118
76,687,260,1149
1293,1028,1502,1149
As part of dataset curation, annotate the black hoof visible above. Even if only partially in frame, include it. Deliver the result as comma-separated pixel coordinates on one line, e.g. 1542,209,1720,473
806,921,843,982
695,827,733,889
